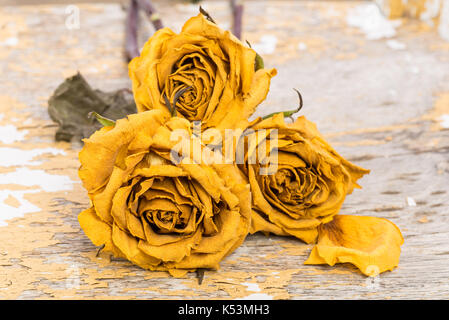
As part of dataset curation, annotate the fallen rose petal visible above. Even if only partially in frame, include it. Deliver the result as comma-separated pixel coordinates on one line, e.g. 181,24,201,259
304,215,404,276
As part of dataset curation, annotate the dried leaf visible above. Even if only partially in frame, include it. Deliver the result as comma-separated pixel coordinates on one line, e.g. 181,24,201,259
47,72,136,142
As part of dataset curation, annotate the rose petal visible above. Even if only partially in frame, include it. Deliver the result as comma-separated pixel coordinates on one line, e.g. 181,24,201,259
79,110,168,192
138,226,203,263
78,207,125,258
111,223,161,268
304,215,404,276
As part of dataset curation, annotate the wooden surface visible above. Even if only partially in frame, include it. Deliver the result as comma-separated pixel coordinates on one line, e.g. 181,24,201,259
0,1,448,299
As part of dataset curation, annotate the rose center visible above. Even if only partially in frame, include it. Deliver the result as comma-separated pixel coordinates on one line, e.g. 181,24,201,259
163,53,215,120
269,167,318,205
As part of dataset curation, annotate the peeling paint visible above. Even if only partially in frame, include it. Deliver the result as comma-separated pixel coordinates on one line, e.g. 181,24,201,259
0,147,66,167
0,125,28,144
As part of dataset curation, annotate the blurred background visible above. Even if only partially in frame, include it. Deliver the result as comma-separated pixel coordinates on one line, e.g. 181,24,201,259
1,0,448,132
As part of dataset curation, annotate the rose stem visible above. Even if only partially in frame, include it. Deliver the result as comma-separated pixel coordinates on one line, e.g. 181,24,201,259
230,0,244,39
125,0,139,62
261,88,304,121
136,0,164,30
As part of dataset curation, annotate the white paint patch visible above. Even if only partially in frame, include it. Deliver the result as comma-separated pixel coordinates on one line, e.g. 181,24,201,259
242,282,261,292
0,190,40,227
410,66,420,74
347,3,401,40
1,37,19,47
407,197,417,207
297,42,308,51
252,35,278,55
0,147,66,167
0,167,74,192
386,39,406,50
0,125,28,144
235,293,274,300
438,114,449,129
439,0,449,41
420,0,443,21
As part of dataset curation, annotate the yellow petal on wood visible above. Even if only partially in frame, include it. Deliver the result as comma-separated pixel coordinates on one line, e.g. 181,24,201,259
194,209,240,254
304,215,404,276
111,223,161,269
138,226,203,263
167,268,190,277
169,232,240,270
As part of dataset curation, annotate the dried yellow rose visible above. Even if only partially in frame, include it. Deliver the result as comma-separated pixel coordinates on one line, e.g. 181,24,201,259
78,110,251,276
128,13,277,130
236,113,403,275
237,114,369,242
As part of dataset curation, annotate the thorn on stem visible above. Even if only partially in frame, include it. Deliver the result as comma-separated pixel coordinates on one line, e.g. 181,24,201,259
196,268,205,285
96,244,106,257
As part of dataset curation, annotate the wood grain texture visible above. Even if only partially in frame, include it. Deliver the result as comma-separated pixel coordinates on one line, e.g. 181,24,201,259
0,1,448,299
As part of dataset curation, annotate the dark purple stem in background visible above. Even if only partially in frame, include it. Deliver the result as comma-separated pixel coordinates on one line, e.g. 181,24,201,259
125,0,139,61
125,0,163,62
136,0,164,31
230,0,243,39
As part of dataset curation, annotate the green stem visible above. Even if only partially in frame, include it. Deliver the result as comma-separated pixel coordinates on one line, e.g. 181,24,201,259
246,40,264,71
88,111,116,127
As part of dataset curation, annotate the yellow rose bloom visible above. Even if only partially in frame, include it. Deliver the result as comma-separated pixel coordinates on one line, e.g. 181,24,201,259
237,113,403,275
237,113,369,243
128,13,277,130
78,110,251,276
